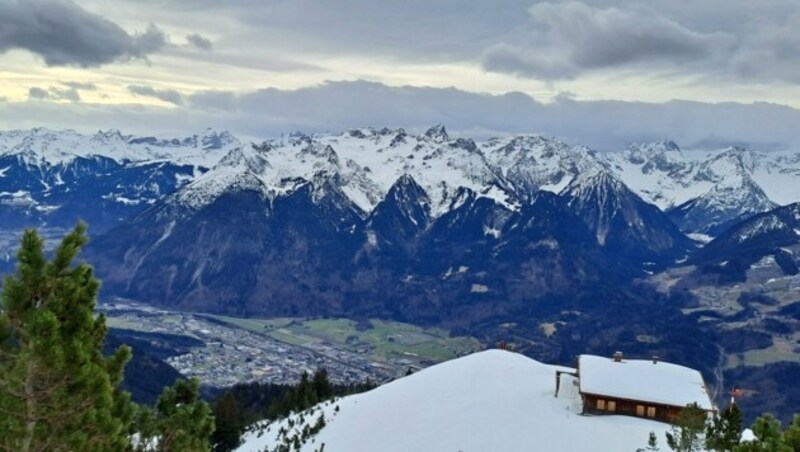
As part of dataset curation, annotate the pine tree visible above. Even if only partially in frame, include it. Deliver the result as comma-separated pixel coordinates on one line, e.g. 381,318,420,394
638,431,661,452
647,431,660,451
133,378,215,452
666,402,708,452
706,403,743,451
0,224,133,452
734,413,790,452
312,368,333,401
211,391,246,451
784,414,800,451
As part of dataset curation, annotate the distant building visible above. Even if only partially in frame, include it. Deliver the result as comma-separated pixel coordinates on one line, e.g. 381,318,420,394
573,352,715,423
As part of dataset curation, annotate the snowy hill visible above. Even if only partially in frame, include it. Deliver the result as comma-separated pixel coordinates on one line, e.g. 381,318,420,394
238,350,672,452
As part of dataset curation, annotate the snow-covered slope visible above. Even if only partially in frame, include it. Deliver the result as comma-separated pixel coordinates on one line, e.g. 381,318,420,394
604,141,798,234
480,135,606,199
172,130,800,234
0,127,239,166
174,126,512,216
238,350,673,452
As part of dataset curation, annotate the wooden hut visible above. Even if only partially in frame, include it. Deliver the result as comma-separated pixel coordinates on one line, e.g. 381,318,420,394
576,352,715,423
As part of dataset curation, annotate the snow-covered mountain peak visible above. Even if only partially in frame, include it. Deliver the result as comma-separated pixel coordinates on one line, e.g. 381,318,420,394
91,129,128,144
379,173,427,208
559,169,695,260
625,140,687,174
215,145,271,173
560,171,640,224
198,129,238,150
422,124,449,143
486,134,571,161
299,142,340,165
629,139,681,154
0,127,240,167
483,136,605,199
700,146,764,178
448,137,479,153
563,170,628,197
625,140,683,164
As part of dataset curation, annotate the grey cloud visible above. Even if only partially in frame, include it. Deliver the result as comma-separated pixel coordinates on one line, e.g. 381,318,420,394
128,85,184,105
27,86,80,102
173,50,321,73
135,24,166,55
0,0,166,67
189,90,237,110
60,81,97,90
726,10,800,83
52,87,81,102
186,33,212,51
483,1,733,79
28,87,49,100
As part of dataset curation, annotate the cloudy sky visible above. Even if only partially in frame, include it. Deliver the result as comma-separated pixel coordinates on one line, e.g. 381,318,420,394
2,0,800,149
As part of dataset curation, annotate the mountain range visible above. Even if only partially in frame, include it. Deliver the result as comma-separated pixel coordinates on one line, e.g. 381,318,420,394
3,127,798,237
2,126,799,319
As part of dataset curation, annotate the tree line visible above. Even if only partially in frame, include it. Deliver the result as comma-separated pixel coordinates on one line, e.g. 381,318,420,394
211,368,375,451
643,401,800,451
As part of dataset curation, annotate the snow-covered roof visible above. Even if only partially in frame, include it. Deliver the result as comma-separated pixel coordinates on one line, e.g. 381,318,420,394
578,354,714,410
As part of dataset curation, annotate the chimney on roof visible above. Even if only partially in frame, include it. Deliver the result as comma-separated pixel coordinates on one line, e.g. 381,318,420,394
652,355,659,365
613,351,623,362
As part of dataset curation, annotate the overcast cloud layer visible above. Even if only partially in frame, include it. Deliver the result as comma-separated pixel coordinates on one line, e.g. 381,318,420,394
2,0,800,150
4,80,800,152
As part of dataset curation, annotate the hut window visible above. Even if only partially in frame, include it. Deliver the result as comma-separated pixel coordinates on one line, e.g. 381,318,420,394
636,405,645,416
647,407,657,417
597,399,606,410
607,401,616,412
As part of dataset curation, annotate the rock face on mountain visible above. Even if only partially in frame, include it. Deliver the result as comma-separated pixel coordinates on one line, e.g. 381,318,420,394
561,171,696,268
689,202,800,280
666,148,778,236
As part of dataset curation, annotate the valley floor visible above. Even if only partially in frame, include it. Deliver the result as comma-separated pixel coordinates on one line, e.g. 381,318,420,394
100,299,482,388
